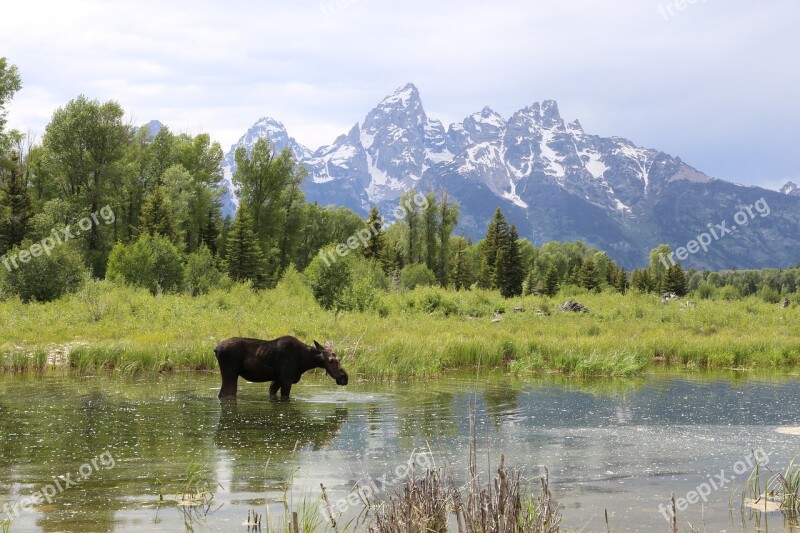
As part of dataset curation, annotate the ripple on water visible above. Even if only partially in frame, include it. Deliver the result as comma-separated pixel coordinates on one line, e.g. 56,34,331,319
775,426,800,435
296,391,397,404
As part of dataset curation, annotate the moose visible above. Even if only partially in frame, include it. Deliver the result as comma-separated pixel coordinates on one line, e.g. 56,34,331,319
213,336,349,399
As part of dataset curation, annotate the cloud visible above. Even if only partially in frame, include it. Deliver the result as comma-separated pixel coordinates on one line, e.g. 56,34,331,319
1,0,797,187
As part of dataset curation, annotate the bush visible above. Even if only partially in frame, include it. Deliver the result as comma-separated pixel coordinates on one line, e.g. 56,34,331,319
0,240,87,302
106,234,184,294
399,263,436,290
304,249,387,312
304,246,352,310
758,285,781,304
718,285,741,301
185,246,224,296
696,283,715,300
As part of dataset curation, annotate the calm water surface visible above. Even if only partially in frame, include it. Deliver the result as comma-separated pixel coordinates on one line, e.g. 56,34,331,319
1,371,799,532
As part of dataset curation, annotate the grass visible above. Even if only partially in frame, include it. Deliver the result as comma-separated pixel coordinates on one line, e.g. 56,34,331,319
1,277,799,378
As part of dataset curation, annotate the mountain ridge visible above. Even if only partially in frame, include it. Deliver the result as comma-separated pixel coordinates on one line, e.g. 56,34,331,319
219,84,800,270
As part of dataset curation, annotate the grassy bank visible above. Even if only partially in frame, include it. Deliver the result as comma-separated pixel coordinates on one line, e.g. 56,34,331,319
1,275,799,378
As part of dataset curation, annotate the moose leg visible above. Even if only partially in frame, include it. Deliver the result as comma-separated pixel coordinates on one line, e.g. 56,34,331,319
218,369,239,399
279,382,292,398
269,382,281,396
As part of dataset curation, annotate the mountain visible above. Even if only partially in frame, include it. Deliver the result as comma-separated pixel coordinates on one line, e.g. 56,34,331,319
781,181,800,197
143,120,163,139
220,84,800,270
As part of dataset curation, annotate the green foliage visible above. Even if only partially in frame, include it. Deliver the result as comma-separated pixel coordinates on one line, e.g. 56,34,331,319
185,246,225,296
39,95,131,273
399,263,437,290
106,233,184,294
663,263,688,296
225,206,265,288
139,185,176,240
304,246,352,310
758,285,781,304
0,241,86,302
543,265,560,296
0,57,22,135
0,152,32,254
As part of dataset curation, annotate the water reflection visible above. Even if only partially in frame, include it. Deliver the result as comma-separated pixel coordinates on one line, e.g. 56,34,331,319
0,372,798,531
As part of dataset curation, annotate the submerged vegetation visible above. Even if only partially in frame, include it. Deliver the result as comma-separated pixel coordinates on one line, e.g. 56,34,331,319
1,274,798,378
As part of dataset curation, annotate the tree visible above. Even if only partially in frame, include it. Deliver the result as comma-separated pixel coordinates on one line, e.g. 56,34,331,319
363,207,386,264
496,224,525,298
0,241,86,302
185,245,224,296
225,206,265,288
139,185,176,240
422,191,439,273
478,208,508,289
614,267,628,294
40,95,131,274
664,262,688,296
0,152,32,254
436,190,459,287
543,265,560,296
233,137,305,282
106,234,184,295
450,236,472,291
0,58,22,138
579,257,601,292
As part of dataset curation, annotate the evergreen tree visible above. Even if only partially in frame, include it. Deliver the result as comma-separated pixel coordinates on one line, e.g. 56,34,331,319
139,185,176,240
422,191,438,273
496,224,525,298
363,207,385,263
478,208,507,289
664,262,688,296
0,152,32,254
579,257,601,292
631,268,653,293
436,190,459,287
543,264,560,297
451,236,471,291
614,267,628,294
225,206,265,288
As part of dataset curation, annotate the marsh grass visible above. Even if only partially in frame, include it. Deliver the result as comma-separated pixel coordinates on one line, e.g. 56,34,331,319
1,280,799,378
740,458,800,528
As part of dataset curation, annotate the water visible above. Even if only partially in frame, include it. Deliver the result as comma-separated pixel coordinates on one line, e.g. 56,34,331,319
1,371,799,531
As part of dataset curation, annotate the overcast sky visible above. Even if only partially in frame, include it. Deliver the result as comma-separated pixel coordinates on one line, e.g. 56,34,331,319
1,0,797,189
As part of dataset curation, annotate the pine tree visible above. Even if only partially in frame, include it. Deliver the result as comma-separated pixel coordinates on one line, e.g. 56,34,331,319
139,185,176,240
478,208,507,289
451,238,471,291
363,207,385,264
579,257,601,292
496,224,525,298
0,152,32,255
664,263,688,296
226,206,265,288
631,268,653,293
614,267,628,294
544,265,560,297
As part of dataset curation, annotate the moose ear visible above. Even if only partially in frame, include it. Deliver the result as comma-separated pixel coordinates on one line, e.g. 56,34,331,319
324,340,333,350
313,340,323,350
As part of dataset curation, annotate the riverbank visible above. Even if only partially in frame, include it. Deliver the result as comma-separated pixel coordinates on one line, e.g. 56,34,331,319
1,277,798,377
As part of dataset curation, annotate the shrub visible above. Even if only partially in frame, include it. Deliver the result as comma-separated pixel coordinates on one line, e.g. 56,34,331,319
0,240,87,302
106,233,184,294
399,263,436,290
185,246,224,296
718,285,741,301
758,285,781,304
696,283,715,300
304,246,353,310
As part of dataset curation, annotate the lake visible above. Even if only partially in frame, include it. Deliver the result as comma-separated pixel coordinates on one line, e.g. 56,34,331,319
1,371,799,531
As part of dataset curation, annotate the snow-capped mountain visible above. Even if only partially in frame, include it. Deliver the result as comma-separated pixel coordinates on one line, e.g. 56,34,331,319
220,84,800,269
781,181,800,197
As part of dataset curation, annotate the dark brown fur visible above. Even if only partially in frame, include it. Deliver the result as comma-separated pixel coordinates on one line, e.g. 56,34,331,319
213,336,349,399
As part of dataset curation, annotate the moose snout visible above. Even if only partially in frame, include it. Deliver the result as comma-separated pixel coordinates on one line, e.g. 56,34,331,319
336,373,349,386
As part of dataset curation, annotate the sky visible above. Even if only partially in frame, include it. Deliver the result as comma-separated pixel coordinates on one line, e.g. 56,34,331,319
1,0,798,190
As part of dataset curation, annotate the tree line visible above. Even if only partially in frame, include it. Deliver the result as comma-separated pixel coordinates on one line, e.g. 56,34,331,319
1,57,797,306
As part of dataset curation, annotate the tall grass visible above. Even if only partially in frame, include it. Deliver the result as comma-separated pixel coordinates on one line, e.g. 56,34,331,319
1,279,798,378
